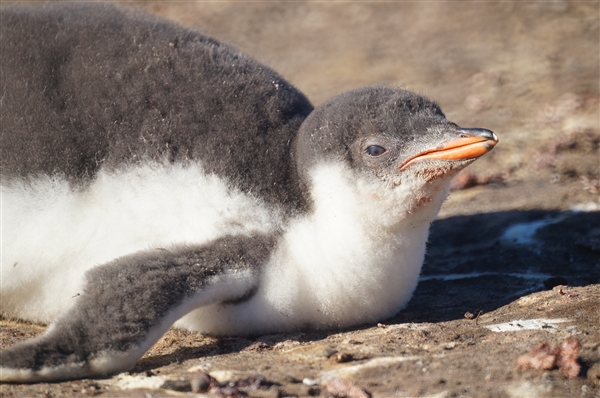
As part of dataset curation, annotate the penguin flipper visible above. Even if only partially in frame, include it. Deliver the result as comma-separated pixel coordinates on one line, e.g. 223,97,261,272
0,234,274,383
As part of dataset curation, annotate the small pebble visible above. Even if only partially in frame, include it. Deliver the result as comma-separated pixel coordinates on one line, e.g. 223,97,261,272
331,353,353,363
323,349,338,358
190,372,215,393
325,378,371,398
303,378,318,386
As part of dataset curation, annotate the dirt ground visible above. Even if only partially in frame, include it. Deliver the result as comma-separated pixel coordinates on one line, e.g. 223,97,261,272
1,1,599,397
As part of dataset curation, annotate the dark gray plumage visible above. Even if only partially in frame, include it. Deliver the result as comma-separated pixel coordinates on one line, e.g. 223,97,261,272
0,3,497,383
0,3,312,209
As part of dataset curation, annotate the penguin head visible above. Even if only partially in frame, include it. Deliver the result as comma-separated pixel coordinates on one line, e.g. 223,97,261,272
295,86,498,216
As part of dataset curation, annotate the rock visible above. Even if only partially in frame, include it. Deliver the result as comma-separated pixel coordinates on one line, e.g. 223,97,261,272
324,378,371,398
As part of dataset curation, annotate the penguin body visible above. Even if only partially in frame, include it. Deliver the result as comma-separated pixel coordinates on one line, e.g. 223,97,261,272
0,4,497,382
1,3,308,325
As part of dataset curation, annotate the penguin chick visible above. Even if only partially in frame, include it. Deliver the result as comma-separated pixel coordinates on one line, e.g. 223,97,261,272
0,4,498,383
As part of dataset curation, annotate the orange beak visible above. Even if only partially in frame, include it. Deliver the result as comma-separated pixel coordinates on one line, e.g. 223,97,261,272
400,128,498,170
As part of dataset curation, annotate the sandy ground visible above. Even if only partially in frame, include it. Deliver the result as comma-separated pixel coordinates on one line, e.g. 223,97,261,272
1,1,599,397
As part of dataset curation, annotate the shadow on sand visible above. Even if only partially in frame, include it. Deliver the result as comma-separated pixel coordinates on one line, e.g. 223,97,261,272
395,209,599,323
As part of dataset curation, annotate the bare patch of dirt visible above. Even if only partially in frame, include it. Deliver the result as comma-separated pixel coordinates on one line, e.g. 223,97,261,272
1,2,598,397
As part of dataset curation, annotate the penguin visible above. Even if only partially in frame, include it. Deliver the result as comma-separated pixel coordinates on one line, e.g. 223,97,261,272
0,4,498,383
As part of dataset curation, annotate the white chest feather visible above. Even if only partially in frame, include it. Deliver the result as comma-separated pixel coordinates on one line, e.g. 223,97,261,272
1,163,281,323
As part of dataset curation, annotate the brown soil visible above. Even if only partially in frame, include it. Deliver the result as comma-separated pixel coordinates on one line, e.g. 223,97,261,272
1,2,599,397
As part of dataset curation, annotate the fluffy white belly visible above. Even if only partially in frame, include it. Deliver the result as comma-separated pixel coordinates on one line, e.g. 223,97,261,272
176,163,434,335
1,162,280,323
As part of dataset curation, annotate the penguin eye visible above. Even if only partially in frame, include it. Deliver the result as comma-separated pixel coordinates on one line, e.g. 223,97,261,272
365,145,386,156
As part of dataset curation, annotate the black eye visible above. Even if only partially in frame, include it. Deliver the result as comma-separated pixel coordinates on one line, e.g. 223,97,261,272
365,145,386,156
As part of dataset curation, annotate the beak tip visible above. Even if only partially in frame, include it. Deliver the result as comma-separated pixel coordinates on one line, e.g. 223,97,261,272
489,131,499,143
459,127,497,142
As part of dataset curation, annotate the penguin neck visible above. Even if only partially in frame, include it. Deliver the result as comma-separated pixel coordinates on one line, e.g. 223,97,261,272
262,162,449,329
300,161,448,250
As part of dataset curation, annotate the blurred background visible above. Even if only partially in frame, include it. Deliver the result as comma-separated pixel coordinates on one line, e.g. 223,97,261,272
134,1,599,212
